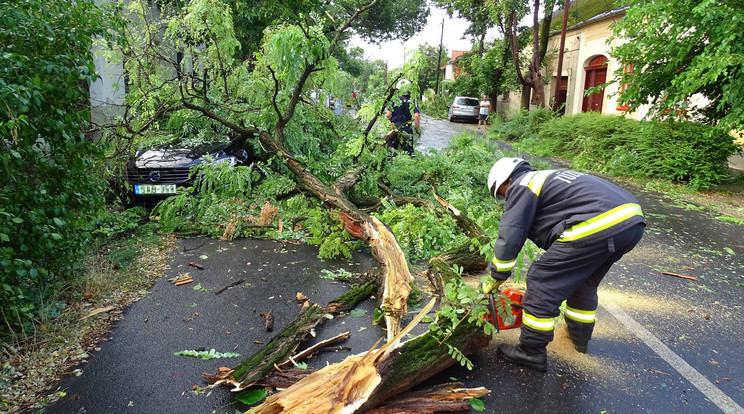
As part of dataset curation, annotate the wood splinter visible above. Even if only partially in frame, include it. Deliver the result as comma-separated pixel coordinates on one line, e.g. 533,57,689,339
260,310,274,331
660,271,697,281
280,331,351,367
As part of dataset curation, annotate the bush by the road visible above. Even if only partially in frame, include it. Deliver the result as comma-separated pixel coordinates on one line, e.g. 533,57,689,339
494,109,740,190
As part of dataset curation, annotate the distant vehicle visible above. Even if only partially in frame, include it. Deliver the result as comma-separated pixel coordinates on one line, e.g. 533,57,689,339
448,96,480,123
124,139,253,204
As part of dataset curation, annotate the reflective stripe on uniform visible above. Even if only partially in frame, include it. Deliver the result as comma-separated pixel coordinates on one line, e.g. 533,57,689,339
492,256,517,272
565,306,596,323
558,203,644,242
522,312,556,331
518,170,556,196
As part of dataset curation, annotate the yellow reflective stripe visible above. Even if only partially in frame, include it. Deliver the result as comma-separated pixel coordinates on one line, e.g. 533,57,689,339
518,170,556,196
558,203,644,242
565,306,596,323
492,256,516,272
522,312,556,331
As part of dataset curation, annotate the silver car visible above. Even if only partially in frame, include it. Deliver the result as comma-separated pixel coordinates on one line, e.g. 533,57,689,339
448,96,480,123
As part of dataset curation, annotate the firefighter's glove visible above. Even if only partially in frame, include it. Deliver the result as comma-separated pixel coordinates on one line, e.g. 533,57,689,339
483,262,509,294
482,276,504,294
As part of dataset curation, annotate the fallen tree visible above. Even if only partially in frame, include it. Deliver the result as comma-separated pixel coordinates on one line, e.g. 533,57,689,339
115,0,506,411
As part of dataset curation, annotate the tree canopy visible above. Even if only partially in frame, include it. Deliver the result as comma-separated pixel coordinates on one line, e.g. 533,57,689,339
611,0,744,131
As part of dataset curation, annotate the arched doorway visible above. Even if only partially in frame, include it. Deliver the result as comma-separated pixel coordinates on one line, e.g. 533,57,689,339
582,55,608,113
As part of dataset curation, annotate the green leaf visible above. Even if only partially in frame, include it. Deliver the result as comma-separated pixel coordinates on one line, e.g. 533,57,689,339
11,217,23,224
236,388,268,405
54,217,65,226
349,309,367,317
469,398,485,411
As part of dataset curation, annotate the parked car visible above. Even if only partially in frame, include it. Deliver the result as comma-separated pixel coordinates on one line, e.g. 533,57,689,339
448,96,480,123
124,139,253,204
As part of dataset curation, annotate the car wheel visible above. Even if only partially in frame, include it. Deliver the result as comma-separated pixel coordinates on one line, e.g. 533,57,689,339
449,116,454,122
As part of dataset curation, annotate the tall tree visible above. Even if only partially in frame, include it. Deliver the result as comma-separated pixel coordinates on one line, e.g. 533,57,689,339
500,0,557,109
611,0,744,131
416,43,449,94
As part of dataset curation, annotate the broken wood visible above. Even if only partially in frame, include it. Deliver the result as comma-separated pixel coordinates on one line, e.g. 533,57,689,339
172,276,193,286
366,383,489,414
189,262,204,269
325,279,376,314
660,271,697,281
260,310,274,332
280,331,351,367
211,304,326,388
215,279,244,294
246,299,491,413
649,368,670,375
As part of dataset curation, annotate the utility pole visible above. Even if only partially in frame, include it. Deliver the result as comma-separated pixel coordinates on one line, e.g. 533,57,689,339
554,0,570,112
434,18,444,95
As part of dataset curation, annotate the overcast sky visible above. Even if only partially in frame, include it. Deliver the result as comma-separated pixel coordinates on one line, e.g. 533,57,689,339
350,6,499,69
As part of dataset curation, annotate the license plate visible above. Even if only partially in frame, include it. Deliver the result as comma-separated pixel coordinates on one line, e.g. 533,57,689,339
134,184,177,195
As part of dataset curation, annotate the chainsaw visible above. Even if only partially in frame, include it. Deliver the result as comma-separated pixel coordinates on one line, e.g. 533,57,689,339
483,288,524,331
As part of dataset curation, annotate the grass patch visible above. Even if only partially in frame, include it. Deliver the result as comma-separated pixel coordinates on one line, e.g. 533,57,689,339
0,223,176,414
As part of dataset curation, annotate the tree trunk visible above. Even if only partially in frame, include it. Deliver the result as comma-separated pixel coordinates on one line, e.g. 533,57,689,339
246,299,491,413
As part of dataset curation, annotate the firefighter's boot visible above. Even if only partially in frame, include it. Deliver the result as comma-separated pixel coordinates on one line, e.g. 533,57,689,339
565,318,591,353
497,344,547,371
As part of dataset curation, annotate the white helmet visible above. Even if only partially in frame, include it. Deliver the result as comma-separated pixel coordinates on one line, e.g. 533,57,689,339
487,157,525,198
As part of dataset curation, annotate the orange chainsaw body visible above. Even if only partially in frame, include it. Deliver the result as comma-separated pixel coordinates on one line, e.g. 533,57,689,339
484,288,524,330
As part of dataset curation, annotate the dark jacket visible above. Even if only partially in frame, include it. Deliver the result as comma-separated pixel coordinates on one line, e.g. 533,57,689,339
491,165,645,279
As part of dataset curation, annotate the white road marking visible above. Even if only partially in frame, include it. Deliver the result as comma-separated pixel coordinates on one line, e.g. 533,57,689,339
602,302,744,414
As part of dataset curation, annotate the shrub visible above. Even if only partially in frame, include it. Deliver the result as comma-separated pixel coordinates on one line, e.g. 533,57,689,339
0,0,123,337
503,111,739,190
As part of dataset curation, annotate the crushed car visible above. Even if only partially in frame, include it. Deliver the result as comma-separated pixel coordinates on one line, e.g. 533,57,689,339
124,139,254,204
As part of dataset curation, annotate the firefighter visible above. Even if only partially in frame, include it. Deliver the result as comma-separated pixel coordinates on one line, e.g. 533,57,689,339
484,157,646,371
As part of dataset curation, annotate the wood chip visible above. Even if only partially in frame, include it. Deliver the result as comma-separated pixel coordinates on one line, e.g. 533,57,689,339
649,368,670,375
260,310,274,331
173,276,193,286
296,292,308,303
189,262,204,269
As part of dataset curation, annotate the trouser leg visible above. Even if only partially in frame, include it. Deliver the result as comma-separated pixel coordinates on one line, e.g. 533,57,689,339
519,223,645,349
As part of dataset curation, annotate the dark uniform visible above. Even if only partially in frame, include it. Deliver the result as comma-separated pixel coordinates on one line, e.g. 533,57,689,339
387,93,419,155
491,162,646,351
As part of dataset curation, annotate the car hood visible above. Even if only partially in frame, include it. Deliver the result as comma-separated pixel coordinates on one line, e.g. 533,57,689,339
134,149,210,169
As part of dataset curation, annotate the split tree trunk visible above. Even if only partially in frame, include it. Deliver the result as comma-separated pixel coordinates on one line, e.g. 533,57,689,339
246,299,491,413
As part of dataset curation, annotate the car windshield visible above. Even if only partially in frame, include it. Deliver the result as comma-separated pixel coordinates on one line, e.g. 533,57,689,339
457,98,479,106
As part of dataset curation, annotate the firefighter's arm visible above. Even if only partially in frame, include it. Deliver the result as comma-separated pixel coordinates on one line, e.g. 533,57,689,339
484,188,538,293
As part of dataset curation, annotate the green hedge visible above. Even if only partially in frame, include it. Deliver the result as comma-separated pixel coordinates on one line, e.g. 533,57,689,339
0,0,122,338
498,109,740,190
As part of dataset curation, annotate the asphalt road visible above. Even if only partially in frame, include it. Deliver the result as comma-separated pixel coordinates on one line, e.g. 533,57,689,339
35,116,744,414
